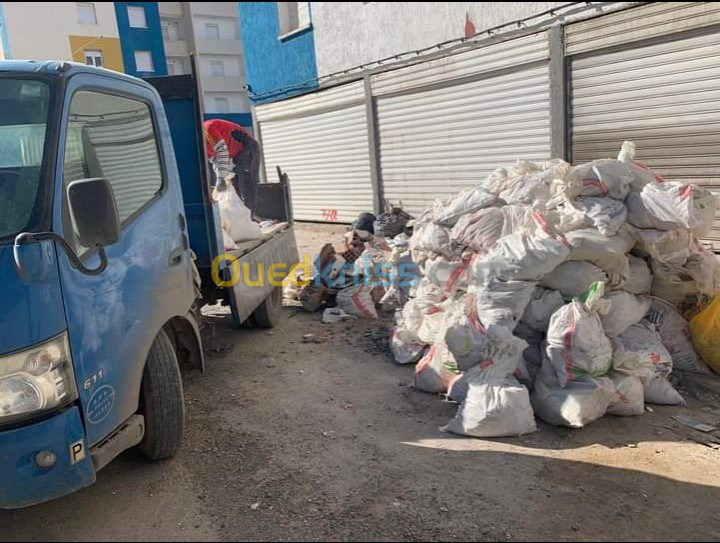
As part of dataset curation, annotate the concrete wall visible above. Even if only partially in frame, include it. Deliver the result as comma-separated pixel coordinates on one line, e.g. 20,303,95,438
115,2,168,77
1,1,120,62
311,1,566,76
237,2,317,103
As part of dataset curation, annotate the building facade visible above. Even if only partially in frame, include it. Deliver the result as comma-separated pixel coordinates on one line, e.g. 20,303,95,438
0,2,251,126
237,1,317,104
159,1,251,126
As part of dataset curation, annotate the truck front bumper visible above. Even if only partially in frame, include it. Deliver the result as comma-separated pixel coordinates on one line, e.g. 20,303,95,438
0,406,96,509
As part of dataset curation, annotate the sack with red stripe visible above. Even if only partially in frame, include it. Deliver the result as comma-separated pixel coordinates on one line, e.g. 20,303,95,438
627,182,718,233
414,341,461,395
545,282,613,388
607,372,645,417
566,159,632,201
335,285,378,319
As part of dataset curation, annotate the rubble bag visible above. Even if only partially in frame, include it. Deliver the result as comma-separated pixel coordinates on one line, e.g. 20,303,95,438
565,159,633,201
632,228,692,266
410,221,452,256
473,279,537,331
545,282,613,387
414,342,461,394
627,182,718,234
641,375,685,406
689,293,720,374
531,358,616,428
646,298,711,374
521,287,565,332
390,328,426,365
434,187,498,227
575,197,628,236
336,286,379,319
214,186,263,242
541,261,608,301
600,291,651,338
611,322,672,379
443,376,537,438
607,373,645,417
624,256,653,295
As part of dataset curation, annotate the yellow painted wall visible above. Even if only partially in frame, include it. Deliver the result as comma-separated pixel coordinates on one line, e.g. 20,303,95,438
68,36,124,72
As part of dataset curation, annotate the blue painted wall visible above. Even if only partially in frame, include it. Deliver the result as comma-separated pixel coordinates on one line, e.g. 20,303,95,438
203,113,253,130
0,3,11,59
237,2,318,104
114,2,167,77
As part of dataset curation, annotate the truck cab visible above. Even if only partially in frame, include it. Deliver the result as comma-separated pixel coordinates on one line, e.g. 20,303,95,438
0,61,298,508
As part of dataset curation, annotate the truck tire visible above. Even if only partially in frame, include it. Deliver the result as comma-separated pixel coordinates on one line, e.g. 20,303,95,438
251,286,283,328
138,329,185,461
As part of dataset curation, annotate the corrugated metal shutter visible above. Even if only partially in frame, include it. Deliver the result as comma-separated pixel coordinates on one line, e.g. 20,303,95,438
84,112,163,223
255,81,373,223
570,29,720,248
374,32,551,216
566,2,720,56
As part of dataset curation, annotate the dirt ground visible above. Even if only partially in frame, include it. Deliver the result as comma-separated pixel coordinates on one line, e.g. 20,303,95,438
2,223,720,542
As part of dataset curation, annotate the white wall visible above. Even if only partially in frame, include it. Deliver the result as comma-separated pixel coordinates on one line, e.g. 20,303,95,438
204,91,250,113
311,1,567,76
200,55,244,78
193,15,239,41
2,1,119,60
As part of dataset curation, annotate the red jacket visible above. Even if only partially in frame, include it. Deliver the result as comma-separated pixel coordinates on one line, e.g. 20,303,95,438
203,119,253,159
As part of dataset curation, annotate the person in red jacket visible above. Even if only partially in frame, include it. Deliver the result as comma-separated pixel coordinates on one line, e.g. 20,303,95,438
203,119,261,215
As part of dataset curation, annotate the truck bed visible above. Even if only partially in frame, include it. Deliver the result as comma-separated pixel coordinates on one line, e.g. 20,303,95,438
231,222,290,257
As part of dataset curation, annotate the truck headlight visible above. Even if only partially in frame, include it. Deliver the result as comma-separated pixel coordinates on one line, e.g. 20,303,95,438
0,333,78,425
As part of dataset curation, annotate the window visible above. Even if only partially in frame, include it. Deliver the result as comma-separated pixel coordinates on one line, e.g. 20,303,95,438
205,22,220,40
161,19,182,42
64,91,163,229
134,50,154,72
127,5,147,28
277,2,311,37
167,58,183,76
84,50,103,68
0,79,51,239
214,97,229,113
76,2,97,25
209,60,225,77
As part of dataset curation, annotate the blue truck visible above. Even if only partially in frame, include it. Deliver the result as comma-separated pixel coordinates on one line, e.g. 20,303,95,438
0,60,299,508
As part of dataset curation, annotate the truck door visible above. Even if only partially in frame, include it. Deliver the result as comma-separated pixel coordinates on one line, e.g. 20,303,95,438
54,76,193,446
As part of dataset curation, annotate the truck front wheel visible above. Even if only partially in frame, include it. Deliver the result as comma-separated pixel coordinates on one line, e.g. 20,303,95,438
138,329,185,461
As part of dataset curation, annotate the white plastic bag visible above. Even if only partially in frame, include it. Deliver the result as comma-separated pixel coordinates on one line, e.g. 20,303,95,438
471,224,570,283
473,280,537,331
641,375,685,406
650,259,702,308
576,197,628,236
600,291,651,338
612,322,672,379
390,328,426,365
521,287,565,332
624,256,652,295
410,222,452,256
631,228,692,266
626,182,715,232
450,205,534,252
531,359,616,428
336,286,378,319
645,298,711,374
545,282,613,387
444,376,537,438
565,228,634,286
434,187,497,227
414,341,460,394
607,373,645,417
214,187,263,242
424,255,472,295
540,261,608,300
565,159,633,200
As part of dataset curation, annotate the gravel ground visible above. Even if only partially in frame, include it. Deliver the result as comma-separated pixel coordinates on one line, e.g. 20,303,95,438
1,223,720,542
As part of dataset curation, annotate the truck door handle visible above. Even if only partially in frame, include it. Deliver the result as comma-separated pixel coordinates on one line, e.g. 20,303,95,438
169,247,185,267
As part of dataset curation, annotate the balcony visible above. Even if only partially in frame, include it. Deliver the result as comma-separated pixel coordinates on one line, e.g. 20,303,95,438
195,38,243,56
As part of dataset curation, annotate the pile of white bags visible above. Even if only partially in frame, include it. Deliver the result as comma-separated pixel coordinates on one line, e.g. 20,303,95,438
386,142,719,436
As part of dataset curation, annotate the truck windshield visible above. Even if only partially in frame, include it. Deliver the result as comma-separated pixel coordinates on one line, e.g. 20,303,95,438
0,78,51,240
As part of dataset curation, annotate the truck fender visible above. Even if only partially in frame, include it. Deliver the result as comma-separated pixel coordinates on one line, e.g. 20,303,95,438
163,313,205,374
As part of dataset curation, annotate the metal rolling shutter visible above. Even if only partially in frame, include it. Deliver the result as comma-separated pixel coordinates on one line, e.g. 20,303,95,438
373,32,552,216
255,82,373,223
570,29,720,249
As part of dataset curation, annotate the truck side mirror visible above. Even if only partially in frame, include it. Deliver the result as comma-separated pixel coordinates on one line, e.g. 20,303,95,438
67,178,121,248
